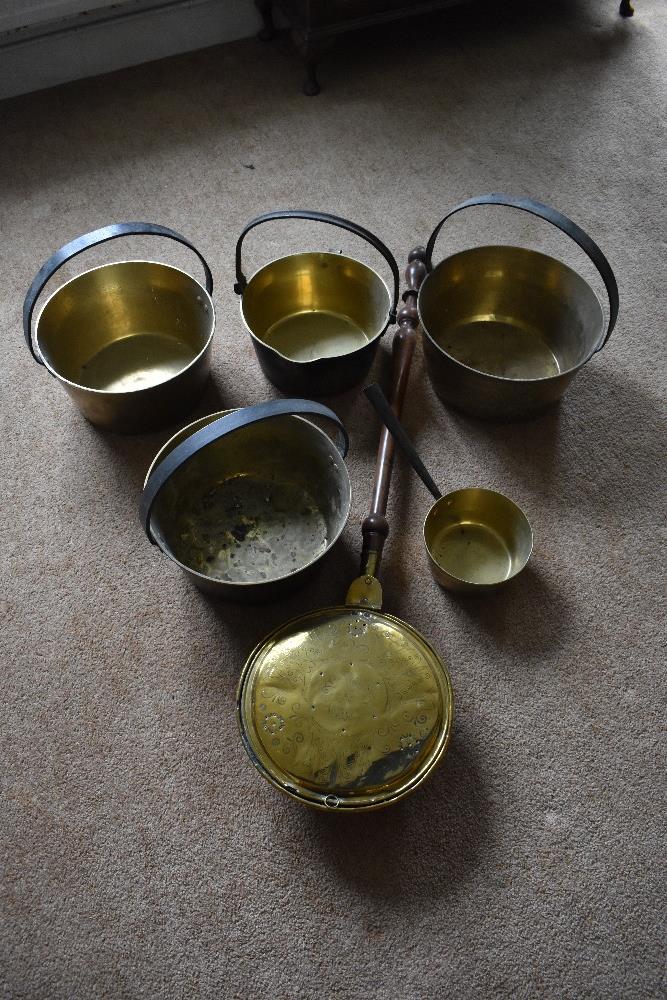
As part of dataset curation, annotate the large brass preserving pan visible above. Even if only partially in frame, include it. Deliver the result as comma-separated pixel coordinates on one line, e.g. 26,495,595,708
141,400,351,602
418,194,619,420
24,223,215,432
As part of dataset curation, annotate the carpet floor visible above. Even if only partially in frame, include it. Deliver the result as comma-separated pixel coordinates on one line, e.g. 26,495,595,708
1,1,665,997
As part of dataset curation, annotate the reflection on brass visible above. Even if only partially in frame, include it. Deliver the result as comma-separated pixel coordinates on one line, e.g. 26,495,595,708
424,488,533,593
238,602,453,811
263,310,369,362
146,411,351,600
35,261,214,431
419,246,605,419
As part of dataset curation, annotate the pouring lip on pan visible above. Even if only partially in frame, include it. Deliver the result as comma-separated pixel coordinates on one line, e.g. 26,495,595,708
418,245,605,384
238,250,393,364
34,259,216,394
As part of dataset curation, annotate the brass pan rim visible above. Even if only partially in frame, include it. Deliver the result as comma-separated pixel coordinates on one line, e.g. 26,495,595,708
419,245,605,384
239,250,392,365
34,260,216,395
236,605,455,811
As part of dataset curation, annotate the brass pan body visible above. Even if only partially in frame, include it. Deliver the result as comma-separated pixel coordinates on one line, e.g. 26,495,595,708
420,246,604,420
237,601,453,811
36,261,214,432
424,488,533,593
145,410,351,602
241,252,391,395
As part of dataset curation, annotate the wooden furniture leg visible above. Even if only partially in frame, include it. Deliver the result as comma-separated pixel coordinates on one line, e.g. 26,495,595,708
291,30,334,96
256,0,276,40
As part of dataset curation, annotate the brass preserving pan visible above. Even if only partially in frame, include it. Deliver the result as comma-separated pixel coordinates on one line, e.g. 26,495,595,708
234,210,400,396
24,222,215,432
418,194,620,420
141,400,351,602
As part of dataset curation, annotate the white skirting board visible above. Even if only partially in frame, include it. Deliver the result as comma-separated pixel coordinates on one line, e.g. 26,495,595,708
0,0,279,100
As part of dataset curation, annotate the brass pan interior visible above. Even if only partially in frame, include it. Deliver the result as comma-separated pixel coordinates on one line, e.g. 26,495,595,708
241,252,390,362
37,261,214,392
424,488,533,593
419,246,603,381
148,413,350,590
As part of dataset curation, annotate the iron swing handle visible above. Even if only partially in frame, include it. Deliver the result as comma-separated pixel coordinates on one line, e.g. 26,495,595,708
23,222,214,365
424,193,619,353
233,209,400,325
139,398,349,542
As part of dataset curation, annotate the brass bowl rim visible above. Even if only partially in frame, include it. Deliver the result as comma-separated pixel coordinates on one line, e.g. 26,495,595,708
144,409,352,589
418,245,605,384
236,605,454,811
34,260,216,395
423,487,534,587
239,250,392,365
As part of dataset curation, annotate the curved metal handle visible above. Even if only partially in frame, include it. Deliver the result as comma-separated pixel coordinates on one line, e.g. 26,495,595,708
24,222,214,365
233,209,400,325
365,383,442,502
140,399,349,542
424,193,619,352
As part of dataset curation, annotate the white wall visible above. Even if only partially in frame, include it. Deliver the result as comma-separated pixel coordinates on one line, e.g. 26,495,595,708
0,0,121,32
0,0,269,100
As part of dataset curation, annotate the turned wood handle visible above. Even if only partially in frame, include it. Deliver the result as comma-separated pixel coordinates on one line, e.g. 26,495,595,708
361,247,427,576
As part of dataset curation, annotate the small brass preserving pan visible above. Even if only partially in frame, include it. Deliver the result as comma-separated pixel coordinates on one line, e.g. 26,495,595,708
24,223,215,433
419,194,619,420
140,400,350,602
234,210,400,396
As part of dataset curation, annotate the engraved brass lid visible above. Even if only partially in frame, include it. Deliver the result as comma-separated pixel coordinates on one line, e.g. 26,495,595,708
237,592,453,811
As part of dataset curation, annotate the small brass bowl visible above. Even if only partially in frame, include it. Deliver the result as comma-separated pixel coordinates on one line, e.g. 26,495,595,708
424,488,533,593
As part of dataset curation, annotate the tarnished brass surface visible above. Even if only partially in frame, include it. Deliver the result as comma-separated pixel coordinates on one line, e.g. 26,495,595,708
419,246,605,419
146,411,351,600
241,252,389,362
424,488,533,593
237,602,453,811
35,261,214,431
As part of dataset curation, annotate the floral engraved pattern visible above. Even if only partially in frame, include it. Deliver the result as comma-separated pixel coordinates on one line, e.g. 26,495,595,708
248,610,449,802
263,713,285,734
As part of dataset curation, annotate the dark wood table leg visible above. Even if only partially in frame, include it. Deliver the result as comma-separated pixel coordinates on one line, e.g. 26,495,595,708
291,31,334,96
256,0,276,40
303,55,321,96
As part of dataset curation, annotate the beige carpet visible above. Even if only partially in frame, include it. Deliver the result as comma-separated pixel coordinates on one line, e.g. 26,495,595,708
1,1,665,997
